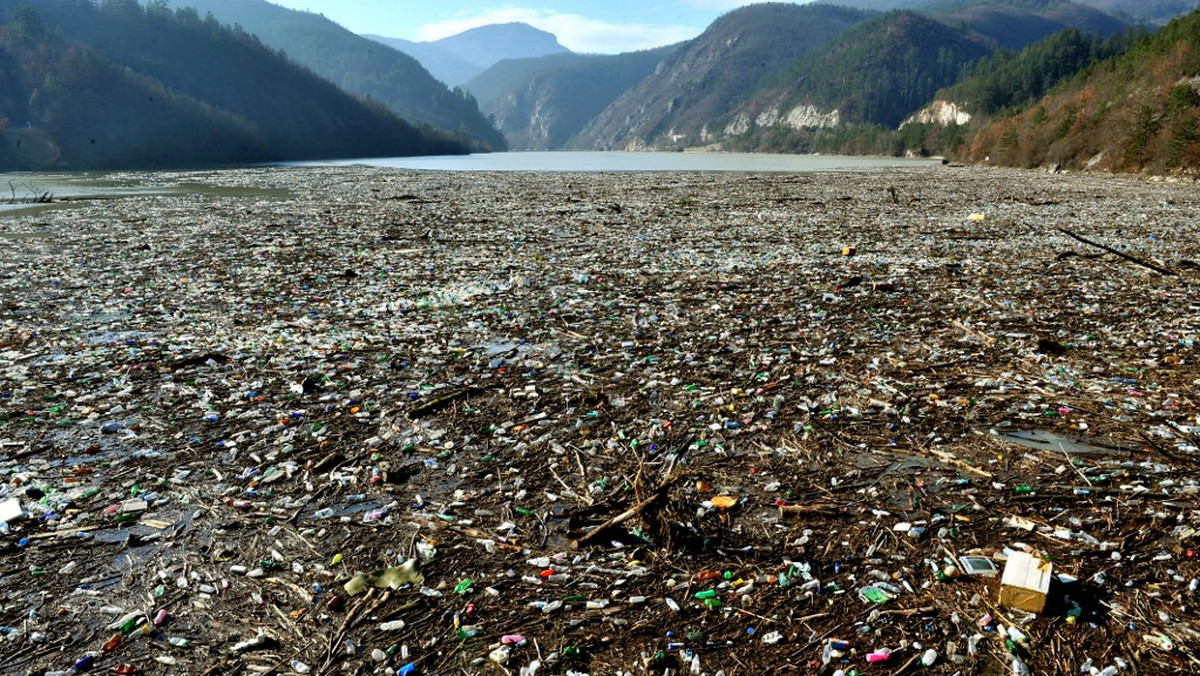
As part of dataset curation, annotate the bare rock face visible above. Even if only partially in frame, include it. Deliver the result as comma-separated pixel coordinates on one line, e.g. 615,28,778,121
903,100,973,128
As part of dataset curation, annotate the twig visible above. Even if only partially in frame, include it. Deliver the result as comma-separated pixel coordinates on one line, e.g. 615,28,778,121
321,590,391,672
1057,228,1177,276
575,490,663,546
779,503,843,518
548,461,591,506
879,606,936,617
730,607,778,624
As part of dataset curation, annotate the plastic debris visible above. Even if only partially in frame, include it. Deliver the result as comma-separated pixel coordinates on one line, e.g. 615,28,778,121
3,167,1199,675
344,560,425,596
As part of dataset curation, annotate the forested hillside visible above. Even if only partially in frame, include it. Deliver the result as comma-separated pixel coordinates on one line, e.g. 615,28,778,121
170,0,505,151
0,0,468,169
966,9,1200,171
938,27,1142,116
895,25,1140,158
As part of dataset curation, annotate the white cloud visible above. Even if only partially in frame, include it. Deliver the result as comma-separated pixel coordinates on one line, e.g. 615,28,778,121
418,8,700,54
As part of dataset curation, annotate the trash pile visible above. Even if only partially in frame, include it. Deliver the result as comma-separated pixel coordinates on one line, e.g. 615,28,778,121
1,166,1198,675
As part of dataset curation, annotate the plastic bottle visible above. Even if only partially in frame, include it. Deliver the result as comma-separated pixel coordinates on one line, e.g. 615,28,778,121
379,621,406,631
866,650,890,663
921,648,937,666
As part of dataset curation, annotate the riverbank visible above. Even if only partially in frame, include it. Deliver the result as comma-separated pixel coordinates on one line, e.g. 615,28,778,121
2,165,1198,675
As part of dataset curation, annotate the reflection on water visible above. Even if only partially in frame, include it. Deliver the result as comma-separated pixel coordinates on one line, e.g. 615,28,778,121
999,429,1131,456
0,172,292,218
0,225,54,235
0,152,940,220
294,150,944,173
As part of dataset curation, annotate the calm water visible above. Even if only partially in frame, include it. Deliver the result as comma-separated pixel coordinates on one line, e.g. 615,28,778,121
294,151,942,172
0,152,939,218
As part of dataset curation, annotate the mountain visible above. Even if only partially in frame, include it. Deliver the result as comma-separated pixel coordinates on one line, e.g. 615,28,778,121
569,3,871,151
720,10,992,152
896,24,1140,158
465,46,679,150
923,26,1140,118
831,0,935,9
168,0,505,151
823,1,1197,26
935,2,1127,49
433,23,569,70
366,23,571,88
0,0,466,170
965,9,1200,172
362,34,481,88
1053,0,1200,25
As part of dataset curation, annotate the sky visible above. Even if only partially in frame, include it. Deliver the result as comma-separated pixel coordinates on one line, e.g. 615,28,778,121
267,1,813,54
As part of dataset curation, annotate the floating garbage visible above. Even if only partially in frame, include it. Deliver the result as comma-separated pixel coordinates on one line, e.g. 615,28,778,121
1000,552,1052,614
343,560,425,596
1,167,1198,675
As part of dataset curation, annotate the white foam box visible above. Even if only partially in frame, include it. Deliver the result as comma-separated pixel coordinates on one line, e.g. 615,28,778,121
999,551,1052,614
0,498,23,523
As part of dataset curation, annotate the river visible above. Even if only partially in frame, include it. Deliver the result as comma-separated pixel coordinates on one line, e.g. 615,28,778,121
291,150,943,172
0,152,942,218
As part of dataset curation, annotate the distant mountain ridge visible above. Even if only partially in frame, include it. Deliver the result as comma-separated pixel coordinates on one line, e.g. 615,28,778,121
362,34,481,88
466,46,679,150
835,0,1199,24
366,23,570,87
939,2,1127,48
435,23,568,69
169,0,505,150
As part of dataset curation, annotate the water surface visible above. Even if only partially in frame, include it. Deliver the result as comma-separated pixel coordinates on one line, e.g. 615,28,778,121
295,151,942,173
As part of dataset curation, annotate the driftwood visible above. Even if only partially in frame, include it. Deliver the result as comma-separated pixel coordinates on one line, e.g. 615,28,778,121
1057,228,1178,276
575,491,664,546
779,503,843,518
